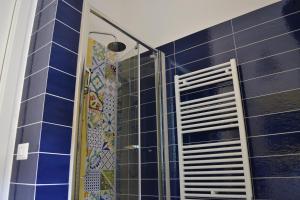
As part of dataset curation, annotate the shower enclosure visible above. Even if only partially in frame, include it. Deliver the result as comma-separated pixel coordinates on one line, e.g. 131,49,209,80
70,3,169,200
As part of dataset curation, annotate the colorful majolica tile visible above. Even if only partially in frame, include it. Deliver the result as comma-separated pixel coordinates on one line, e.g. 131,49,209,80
82,38,116,200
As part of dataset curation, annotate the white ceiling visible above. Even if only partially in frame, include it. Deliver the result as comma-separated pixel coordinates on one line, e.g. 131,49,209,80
89,0,279,48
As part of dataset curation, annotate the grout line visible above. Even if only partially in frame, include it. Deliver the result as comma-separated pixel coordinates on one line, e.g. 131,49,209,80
49,66,76,77
243,87,300,100
39,152,70,156
250,152,300,159
31,19,56,36
52,41,78,55
61,0,82,14
236,28,300,50
17,121,72,129
46,93,74,102
242,67,300,83
21,93,45,104
56,19,80,34
234,10,300,34
43,121,72,128
21,92,74,104
248,130,300,139
175,33,233,54
230,20,239,64
176,49,235,68
35,0,57,16
28,41,52,57
17,121,42,129
24,66,49,80
246,108,300,119
252,176,300,179
11,182,69,186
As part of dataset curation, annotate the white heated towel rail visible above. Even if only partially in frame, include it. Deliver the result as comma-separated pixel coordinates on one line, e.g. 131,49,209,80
174,59,253,199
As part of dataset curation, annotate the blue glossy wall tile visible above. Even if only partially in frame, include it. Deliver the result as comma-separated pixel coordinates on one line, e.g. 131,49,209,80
239,48,300,81
141,180,158,196
32,0,57,34
157,41,174,56
25,43,51,77
249,131,300,157
49,43,78,76
43,94,74,126
176,50,235,75
18,95,45,126
170,179,180,197
21,68,48,101
169,145,178,162
175,35,234,66
141,131,157,147
165,54,176,70
242,68,300,99
140,62,155,78
244,89,300,117
9,184,35,200
35,0,56,14
35,185,69,200
165,68,175,83
251,154,300,177
235,12,300,48
29,21,55,54
14,123,42,153
141,116,157,133
40,123,72,154
141,163,158,179
141,101,156,118
169,161,179,179
167,97,175,113
140,75,155,90
237,29,300,64
232,0,300,32
10,154,38,184
37,154,70,184
46,67,76,100
175,21,232,53
140,88,155,104
56,0,81,31
180,84,233,102
183,129,239,145
53,20,80,52
168,128,177,145
253,178,300,200
141,147,157,163
246,110,300,137
63,0,83,11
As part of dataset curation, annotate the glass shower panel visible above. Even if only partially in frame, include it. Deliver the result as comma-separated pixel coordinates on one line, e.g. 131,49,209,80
116,46,140,200
73,7,169,200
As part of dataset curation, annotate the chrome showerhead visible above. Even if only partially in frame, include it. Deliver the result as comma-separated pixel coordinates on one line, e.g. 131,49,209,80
89,31,126,52
107,41,126,52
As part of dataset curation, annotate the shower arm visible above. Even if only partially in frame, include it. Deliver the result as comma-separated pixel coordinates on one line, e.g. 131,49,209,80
89,31,117,41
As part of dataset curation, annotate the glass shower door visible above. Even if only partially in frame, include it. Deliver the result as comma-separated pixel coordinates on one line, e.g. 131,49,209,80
116,45,140,200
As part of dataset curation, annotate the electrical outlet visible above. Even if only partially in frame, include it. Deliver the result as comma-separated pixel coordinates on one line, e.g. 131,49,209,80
16,143,29,160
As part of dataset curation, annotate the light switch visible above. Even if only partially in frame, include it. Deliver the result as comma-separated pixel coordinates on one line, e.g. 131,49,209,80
16,143,29,160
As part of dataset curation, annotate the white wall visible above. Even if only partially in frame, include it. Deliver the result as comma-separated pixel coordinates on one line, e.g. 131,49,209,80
90,0,280,47
0,0,37,199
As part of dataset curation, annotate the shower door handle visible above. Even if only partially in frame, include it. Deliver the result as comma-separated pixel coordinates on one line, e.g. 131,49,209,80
124,145,140,150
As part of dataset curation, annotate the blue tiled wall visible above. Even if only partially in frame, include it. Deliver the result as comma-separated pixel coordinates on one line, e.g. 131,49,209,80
157,0,300,199
9,0,83,199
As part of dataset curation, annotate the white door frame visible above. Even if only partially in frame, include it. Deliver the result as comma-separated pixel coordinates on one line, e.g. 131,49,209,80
0,0,37,199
